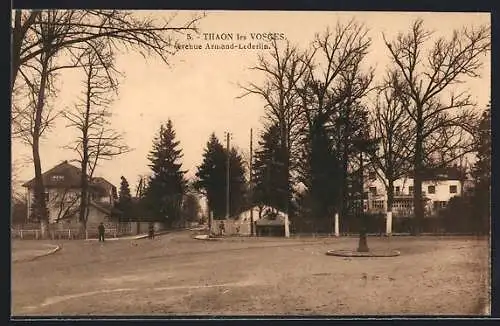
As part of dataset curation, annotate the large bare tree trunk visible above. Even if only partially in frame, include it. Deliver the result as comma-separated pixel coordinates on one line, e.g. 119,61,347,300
11,10,23,93
78,66,92,235
32,55,50,238
339,118,351,226
413,123,424,235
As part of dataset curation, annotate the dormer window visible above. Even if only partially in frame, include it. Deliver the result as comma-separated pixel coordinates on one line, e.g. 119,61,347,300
52,175,65,181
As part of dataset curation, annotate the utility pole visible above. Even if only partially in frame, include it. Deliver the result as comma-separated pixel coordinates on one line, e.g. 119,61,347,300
226,132,231,220
249,128,254,236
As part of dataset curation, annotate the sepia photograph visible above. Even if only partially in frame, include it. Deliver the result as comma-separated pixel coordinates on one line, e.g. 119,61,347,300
10,9,491,317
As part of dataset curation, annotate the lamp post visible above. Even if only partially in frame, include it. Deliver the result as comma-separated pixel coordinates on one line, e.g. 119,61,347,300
353,136,379,253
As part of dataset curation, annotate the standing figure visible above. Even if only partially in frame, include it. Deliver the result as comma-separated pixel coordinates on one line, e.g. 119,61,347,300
219,220,225,236
149,222,155,239
98,222,105,242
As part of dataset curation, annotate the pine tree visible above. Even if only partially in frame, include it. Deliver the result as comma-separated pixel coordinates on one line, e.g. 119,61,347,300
117,176,132,220
301,113,342,225
194,134,248,219
252,124,288,212
145,119,186,227
194,133,227,219
228,147,247,216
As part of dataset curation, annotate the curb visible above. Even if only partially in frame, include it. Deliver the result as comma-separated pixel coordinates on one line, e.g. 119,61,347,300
13,244,62,263
193,235,222,241
326,249,401,258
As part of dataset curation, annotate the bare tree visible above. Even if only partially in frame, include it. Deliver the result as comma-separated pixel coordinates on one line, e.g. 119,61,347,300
368,72,415,231
63,39,130,233
239,39,314,226
383,19,490,232
300,19,371,123
11,11,81,236
50,188,81,223
12,10,202,236
297,21,373,222
11,9,203,92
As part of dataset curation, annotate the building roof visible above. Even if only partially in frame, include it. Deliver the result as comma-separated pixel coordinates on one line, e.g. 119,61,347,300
22,160,115,192
91,177,115,191
22,161,82,188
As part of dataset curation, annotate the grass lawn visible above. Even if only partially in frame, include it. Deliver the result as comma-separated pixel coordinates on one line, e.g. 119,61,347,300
11,232,489,316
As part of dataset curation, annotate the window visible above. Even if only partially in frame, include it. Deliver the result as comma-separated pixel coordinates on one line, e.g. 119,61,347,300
51,175,65,181
428,185,436,194
44,191,50,202
434,201,447,210
372,200,384,209
369,172,377,181
395,186,401,194
449,185,457,194
369,187,377,195
408,186,414,194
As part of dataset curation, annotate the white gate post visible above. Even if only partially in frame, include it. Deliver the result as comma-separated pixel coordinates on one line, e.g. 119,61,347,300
386,211,393,236
334,213,340,237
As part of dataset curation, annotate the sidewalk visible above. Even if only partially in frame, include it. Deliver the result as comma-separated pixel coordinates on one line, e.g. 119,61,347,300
12,243,61,263
84,230,170,241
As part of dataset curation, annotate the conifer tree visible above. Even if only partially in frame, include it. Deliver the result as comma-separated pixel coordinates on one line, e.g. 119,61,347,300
194,133,226,219
117,176,132,220
145,119,186,227
301,113,342,224
472,103,491,233
194,133,248,219
252,124,288,212
228,147,247,216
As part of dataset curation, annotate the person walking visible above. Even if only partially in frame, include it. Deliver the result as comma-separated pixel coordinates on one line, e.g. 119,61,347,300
98,222,105,242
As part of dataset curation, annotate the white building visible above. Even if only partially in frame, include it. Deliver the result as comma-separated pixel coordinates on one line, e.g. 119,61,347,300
22,160,118,225
364,170,474,217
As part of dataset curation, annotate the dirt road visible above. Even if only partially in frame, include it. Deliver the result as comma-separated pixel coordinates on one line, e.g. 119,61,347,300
11,232,489,316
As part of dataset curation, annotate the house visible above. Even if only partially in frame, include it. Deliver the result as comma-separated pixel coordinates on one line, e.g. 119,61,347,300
22,160,119,226
364,169,473,217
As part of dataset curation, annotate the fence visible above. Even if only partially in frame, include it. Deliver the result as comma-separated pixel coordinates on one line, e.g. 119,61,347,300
11,221,138,240
291,213,486,235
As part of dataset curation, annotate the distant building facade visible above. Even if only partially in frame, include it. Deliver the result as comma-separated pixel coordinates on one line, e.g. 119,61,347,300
22,160,119,225
363,169,474,217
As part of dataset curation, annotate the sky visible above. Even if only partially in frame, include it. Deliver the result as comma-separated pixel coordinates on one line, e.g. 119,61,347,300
11,11,491,194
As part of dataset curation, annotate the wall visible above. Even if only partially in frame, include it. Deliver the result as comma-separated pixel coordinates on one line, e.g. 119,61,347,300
210,220,252,236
